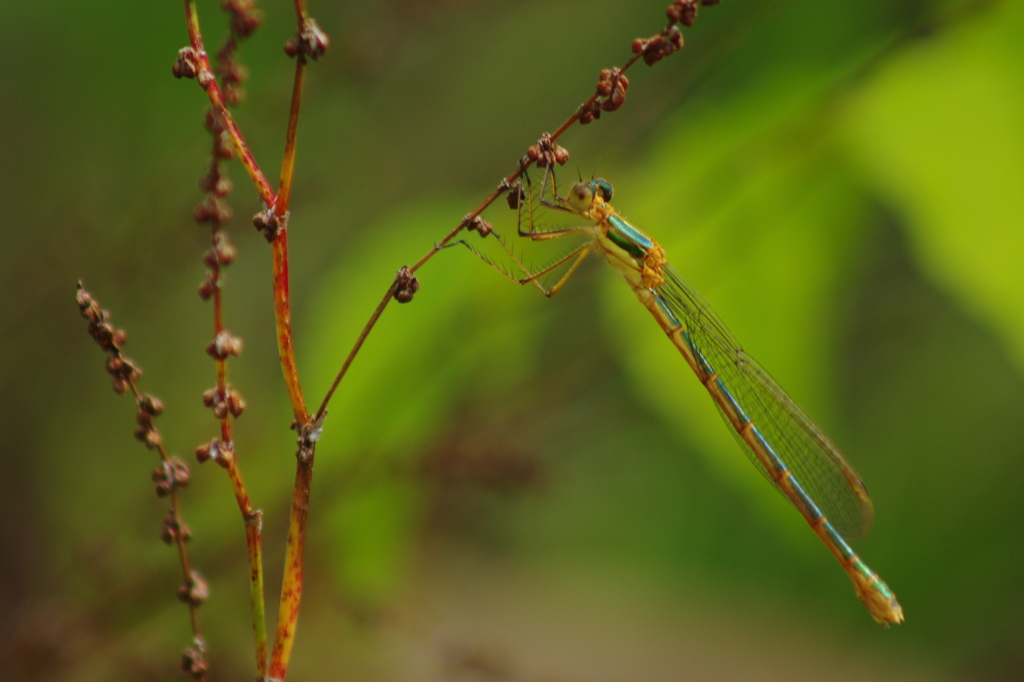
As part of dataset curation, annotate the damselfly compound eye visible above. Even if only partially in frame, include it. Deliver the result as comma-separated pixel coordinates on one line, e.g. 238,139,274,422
593,179,613,202
567,182,594,212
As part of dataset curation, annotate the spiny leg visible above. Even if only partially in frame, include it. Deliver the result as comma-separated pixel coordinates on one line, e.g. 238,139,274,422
519,170,586,241
448,166,594,295
536,165,573,212
530,242,594,297
446,236,594,297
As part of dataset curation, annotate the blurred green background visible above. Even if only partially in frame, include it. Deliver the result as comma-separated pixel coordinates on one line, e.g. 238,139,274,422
2,0,1022,680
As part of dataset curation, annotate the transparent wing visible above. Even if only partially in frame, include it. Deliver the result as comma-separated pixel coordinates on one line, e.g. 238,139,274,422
658,265,874,540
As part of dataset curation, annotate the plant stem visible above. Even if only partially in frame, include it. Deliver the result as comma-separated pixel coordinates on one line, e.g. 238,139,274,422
275,58,306,219
266,7,320,679
185,1,277,207
271,236,309,424
268,457,313,679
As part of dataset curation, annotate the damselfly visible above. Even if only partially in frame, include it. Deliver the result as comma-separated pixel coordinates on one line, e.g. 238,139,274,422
456,168,903,625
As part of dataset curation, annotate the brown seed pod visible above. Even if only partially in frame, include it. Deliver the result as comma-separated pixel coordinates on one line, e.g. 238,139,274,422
203,108,223,135
211,231,237,265
553,145,570,166
140,394,164,416
464,216,493,238
168,456,191,488
181,645,208,680
206,331,243,359
505,181,526,210
201,386,219,408
193,196,232,226
195,441,212,464
177,571,209,606
172,47,202,80
198,276,216,301
227,388,247,417
394,266,420,304
214,132,234,160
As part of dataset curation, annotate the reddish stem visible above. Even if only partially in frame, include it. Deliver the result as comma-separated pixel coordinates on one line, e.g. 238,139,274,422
267,10,316,680
275,58,306,218
272,235,308,424
224,454,268,677
185,1,277,207
266,55,310,427
267,458,313,679
267,225,311,681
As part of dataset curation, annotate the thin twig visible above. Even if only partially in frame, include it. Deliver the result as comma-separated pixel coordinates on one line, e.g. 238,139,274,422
315,279,401,421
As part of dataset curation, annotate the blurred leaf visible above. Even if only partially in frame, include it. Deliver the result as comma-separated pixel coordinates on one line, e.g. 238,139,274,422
844,0,1024,373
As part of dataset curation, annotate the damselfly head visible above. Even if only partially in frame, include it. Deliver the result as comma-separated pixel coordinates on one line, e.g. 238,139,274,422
567,178,614,213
